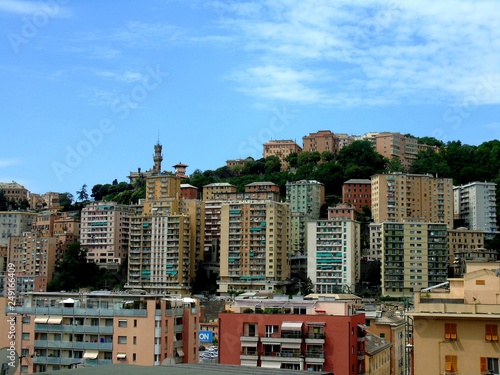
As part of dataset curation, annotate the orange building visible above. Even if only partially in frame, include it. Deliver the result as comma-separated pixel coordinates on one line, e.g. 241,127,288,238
342,179,371,213
0,293,200,372
263,140,302,169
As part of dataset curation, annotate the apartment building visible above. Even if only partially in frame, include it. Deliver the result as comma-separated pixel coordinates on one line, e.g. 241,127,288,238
380,221,448,297
7,233,58,292
452,248,497,277
368,223,383,259
359,304,406,375
447,227,486,267
371,173,454,227
202,183,237,201
180,184,198,200
263,140,302,169
364,332,391,375
408,264,500,375
0,211,36,246
307,219,361,294
302,130,338,154
363,133,418,169
0,292,199,372
218,200,291,295
80,202,132,268
0,181,28,202
453,181,497,234
218,294,366,374
328,203,356,221
342,179,371,213
286,180,324,258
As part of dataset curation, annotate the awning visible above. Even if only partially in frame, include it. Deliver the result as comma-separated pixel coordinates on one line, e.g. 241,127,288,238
117,353,127,360
281,342,302,349
83,350,99,359
59,298,75,304
261,361,282,369
47,316,63,324
34,316,49,324
241,341,258,347
281,322,303,331
307,322,326,326
176,348,185,357
240,359,257,367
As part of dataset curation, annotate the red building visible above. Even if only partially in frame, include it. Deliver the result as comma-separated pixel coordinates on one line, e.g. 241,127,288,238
342,179,371,213
180,183,198,199
218,310,366,374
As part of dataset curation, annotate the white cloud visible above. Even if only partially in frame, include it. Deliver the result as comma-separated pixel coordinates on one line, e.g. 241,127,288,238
0,158,23,168
0,0,72,17
218,0,500,107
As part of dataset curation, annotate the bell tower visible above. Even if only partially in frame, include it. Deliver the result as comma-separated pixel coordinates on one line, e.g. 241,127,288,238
153,141,163,173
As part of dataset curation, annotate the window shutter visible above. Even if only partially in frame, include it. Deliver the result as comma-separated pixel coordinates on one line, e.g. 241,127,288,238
480,357,487,373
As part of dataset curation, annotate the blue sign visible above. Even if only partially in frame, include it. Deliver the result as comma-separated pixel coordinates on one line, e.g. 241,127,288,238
199,330,214,343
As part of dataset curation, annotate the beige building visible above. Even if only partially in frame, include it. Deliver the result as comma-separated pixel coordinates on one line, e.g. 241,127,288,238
0,181,28,202
218,200,291,295
364,332,392,375
127,174,204,295
447,227,486,266
81,202,132,267
408,264,500,375
380,221,448,297
302,130,354,154
0,292,200,372
0,211,37,246
202,182,237,201
263,140,302,169
363,132,418,169
371,173,454,227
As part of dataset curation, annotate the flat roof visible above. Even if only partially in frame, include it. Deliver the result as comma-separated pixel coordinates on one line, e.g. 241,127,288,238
43,364,333,375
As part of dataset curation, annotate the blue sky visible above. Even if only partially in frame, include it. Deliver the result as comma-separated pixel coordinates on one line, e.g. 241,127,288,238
0,0,499,196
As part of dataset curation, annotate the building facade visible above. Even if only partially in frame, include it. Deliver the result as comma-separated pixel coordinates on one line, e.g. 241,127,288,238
0,211,37,246
380,221,448,297
342,179,372,213
0,292,199,372
262,140,302,169
371,173,454,227
409,265,500,375
307,219,361,294
218,200,291,295
80,202,132,267
218,296,366,374
453,181,497,234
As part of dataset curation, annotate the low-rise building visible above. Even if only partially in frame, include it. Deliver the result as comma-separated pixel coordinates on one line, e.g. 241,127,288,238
0,292,200,372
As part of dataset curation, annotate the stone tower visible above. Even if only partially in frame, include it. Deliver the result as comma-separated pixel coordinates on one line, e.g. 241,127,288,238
153,142,163,173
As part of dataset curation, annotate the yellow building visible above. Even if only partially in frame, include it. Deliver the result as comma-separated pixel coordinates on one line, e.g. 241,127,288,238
0,292,200,372
218,200,291,295
371,173,454,227
0,181,28,202
364,332,392,375
408,263,500,375
263,139,302,169
202,182,237,201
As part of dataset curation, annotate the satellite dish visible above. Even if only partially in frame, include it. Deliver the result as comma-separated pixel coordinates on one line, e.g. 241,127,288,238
0,347,19,375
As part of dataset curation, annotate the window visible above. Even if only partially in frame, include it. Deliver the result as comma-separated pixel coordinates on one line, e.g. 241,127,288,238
444,323,457,340
133,353,137,362
134,319,138,327
118,320,127,328
133,336,137,345
486,324,498,342
265,325,279,337
445,355,457,372
481,357,499,375
379,333,385,339
118,336,127,344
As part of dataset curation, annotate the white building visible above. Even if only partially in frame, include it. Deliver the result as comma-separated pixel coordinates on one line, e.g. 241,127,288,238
454,181,497,234
307,218,360,293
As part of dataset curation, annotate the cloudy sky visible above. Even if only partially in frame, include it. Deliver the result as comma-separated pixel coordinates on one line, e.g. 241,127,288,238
0,0,499,195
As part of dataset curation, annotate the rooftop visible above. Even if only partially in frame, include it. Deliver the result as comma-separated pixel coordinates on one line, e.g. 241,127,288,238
42,364,333,375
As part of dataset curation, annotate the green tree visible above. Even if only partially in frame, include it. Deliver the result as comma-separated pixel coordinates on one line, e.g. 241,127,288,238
336,140,386,178
264,155,281,174
285,152,299,169
297,151,321,167
0,190,8,211
48,242,103,291
385,157,406,173
76,184,89,202
300,277,314,296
